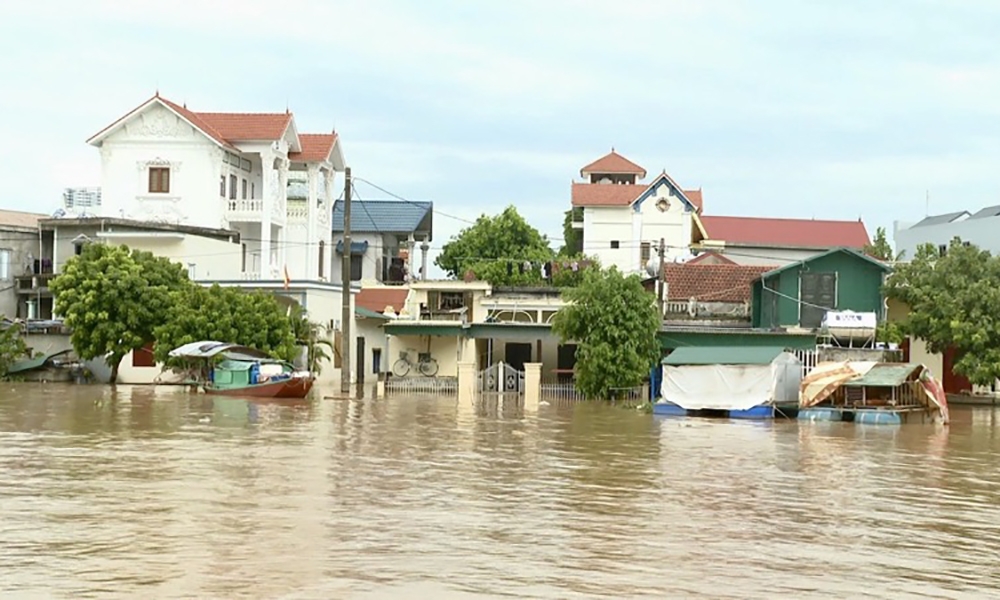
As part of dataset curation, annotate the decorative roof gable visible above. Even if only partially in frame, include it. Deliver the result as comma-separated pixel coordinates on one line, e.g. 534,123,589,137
632,171,698,213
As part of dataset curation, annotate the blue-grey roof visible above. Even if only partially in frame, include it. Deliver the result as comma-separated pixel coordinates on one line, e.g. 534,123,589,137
912,211,969,227
969,205,1000,220
331,199,433,237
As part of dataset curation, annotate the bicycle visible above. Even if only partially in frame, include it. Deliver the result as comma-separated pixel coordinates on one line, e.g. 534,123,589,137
392,348,439,377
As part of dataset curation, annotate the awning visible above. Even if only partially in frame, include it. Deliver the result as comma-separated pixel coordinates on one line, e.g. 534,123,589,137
662,345,787,366
336,240,369,255
843,363,921,387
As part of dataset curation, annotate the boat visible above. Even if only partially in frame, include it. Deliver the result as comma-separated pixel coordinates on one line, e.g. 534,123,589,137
168,341,315,399
798,361,949,425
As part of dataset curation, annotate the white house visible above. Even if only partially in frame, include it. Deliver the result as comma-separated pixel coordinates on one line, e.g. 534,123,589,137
571,149,704,275
894,206,1000,260
79,93,358,383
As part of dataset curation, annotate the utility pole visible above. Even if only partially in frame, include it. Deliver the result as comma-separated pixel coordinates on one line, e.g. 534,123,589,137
340,167,352,394
657,238,666,317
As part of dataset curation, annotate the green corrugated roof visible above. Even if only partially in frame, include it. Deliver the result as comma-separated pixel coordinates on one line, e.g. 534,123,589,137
843,363,920,387
355,306,391,320
661,346,787,365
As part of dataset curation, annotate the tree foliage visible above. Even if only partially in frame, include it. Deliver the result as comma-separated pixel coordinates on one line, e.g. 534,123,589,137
865,226,895,261
559,208,583,257
435,206,554,286
153,284,298,365
884,238,1000,385
552,267,661,399
289,305,333,374
0,321,30,379
51,244,189,383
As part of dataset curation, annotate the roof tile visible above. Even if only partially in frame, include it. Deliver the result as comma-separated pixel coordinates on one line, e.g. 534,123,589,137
289,133,338,163
580,150,646,177
700,216,869,248
663,263,774,303
571,182,647,207
332,199,433,236
356,287,409,315
193,111,292,141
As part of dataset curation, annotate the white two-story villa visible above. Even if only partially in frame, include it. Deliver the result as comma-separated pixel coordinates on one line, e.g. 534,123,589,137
571,149,704,275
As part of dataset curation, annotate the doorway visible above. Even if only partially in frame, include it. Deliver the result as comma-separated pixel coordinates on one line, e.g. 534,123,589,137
504,343,532,372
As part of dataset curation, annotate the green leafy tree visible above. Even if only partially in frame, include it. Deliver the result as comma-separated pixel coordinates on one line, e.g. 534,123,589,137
550,253,600,289
552,267,661,399
435,206,554,286
865,226,895,261
559,207,583,257
884,238,1000,385
0,321,30,378
289,305,333,374
153,285,299,365
51,244,189,383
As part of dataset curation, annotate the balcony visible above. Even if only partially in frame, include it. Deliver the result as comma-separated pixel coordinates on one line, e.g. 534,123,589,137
225,197,287,224
15,273,56,295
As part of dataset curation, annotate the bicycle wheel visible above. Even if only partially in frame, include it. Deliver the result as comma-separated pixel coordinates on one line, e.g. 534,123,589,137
418,358,439,377
392,358,411,377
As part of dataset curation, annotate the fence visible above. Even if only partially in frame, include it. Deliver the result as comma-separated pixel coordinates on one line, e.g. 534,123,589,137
795,349,819,378
540,381,586,402
386,376,458,396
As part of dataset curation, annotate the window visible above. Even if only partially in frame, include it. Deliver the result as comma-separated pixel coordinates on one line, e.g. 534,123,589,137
187,263,196,280
74,243,84,256
318,241,325,278
938,244,947,257
241,244,247,271
132,343,156,368
219,175,226,197
350,255,362,281
242,178,248,200
372,348,382,374
229,174,237,200
439,292,465,310
0,249,9,280
640,242,651,264
610,240,620,249
148,167,170,193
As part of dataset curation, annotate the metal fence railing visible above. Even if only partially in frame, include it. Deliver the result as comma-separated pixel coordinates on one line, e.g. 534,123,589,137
385,377,458,396
540,382,586,402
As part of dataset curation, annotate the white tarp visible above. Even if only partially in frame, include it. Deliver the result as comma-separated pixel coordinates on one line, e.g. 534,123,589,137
661,364,775,411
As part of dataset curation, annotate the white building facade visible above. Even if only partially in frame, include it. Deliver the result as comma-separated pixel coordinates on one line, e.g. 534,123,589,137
571,150,703,276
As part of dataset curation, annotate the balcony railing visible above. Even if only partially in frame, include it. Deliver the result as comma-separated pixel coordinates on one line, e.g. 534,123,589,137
225,197,288,223
15,273,56,295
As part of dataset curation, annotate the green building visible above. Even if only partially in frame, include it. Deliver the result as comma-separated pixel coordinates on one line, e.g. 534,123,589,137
751,248,892,329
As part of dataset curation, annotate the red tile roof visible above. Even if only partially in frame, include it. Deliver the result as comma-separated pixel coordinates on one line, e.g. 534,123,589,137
193,111,292,141
571,182,648,207
683,189,703,212
356,287,409,315
700,216,869,248
289,133,338,163
580,150,647,177
157,97,236,149
687,251,735,265
664,263,774,303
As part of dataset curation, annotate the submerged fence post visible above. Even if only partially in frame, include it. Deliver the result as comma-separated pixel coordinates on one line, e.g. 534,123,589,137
457,361,476,405
524,363,542,412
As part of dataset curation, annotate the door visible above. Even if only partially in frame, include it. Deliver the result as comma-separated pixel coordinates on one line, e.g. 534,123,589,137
504,343,532,372
799,272,837,328
942,345,972,394
557,344,578,383
372,348,382,374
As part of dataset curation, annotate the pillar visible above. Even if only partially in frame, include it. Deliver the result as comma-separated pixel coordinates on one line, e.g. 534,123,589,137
420,238,430,281
277,159,289,274
306,164,319,279
457,361,477,405
524,362,541,412
259,154,274,279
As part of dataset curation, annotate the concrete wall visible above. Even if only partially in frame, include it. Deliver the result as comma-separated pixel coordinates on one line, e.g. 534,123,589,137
894,214,1000,260
387,333,466,378
356,317,390,379
0,227,42,319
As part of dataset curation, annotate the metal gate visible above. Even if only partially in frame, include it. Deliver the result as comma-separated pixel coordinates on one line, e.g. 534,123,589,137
478,361,525,395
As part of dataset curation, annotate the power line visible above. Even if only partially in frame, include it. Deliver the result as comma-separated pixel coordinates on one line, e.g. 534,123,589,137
351,176,476,225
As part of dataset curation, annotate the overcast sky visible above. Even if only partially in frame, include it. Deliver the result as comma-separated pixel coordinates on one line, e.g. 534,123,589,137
3,0,1000,272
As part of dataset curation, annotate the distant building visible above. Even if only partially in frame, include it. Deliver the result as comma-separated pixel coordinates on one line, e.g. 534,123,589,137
694,215,871,266
0,209,49,320
330,199,433,285
570,149,703,275
893,206,1000,260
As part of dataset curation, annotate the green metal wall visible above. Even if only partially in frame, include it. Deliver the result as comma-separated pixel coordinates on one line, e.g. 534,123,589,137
658,329,817,350
753,251,887,328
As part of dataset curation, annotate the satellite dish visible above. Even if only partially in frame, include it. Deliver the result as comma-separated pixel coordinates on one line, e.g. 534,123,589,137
645,257,659,277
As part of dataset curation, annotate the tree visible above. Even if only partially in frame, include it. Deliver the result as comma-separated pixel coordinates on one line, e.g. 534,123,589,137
884,238,1000,385
0,321,30,378
865,227,895,261
51,243,189,383
153,285,299,366
552,267,661,399
558,208,583,257
435,206,554,286
290,305,333,374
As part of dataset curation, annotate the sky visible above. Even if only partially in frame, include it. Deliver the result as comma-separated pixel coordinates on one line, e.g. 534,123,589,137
3,0,1000,276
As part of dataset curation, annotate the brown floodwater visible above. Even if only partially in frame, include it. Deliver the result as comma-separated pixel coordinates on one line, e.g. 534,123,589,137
1,384,999,599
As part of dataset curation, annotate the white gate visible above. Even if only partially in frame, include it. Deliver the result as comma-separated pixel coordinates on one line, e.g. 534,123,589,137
478,361,525,396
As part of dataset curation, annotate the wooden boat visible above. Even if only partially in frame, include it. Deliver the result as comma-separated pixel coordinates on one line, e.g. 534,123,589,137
168,341,315,399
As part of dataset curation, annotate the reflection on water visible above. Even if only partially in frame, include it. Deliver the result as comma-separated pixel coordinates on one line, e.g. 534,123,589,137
2,384,1000,598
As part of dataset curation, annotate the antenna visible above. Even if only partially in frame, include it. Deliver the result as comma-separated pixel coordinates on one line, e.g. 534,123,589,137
925,189,930,216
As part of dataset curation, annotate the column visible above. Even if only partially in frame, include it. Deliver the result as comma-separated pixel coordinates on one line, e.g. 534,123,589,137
524,363,541,412
277,159,289,275
323,168,334,281
259,154,274,279
420,238,430,281
457,361,476,405
306,165,319,280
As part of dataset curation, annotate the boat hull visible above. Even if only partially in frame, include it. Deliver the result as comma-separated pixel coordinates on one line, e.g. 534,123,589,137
203,376,314,399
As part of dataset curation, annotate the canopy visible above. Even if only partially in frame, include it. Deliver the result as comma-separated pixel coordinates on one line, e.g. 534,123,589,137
168,341,272,360
799,361,876,408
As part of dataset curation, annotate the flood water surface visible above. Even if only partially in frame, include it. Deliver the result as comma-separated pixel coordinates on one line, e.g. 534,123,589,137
1,385,999,598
